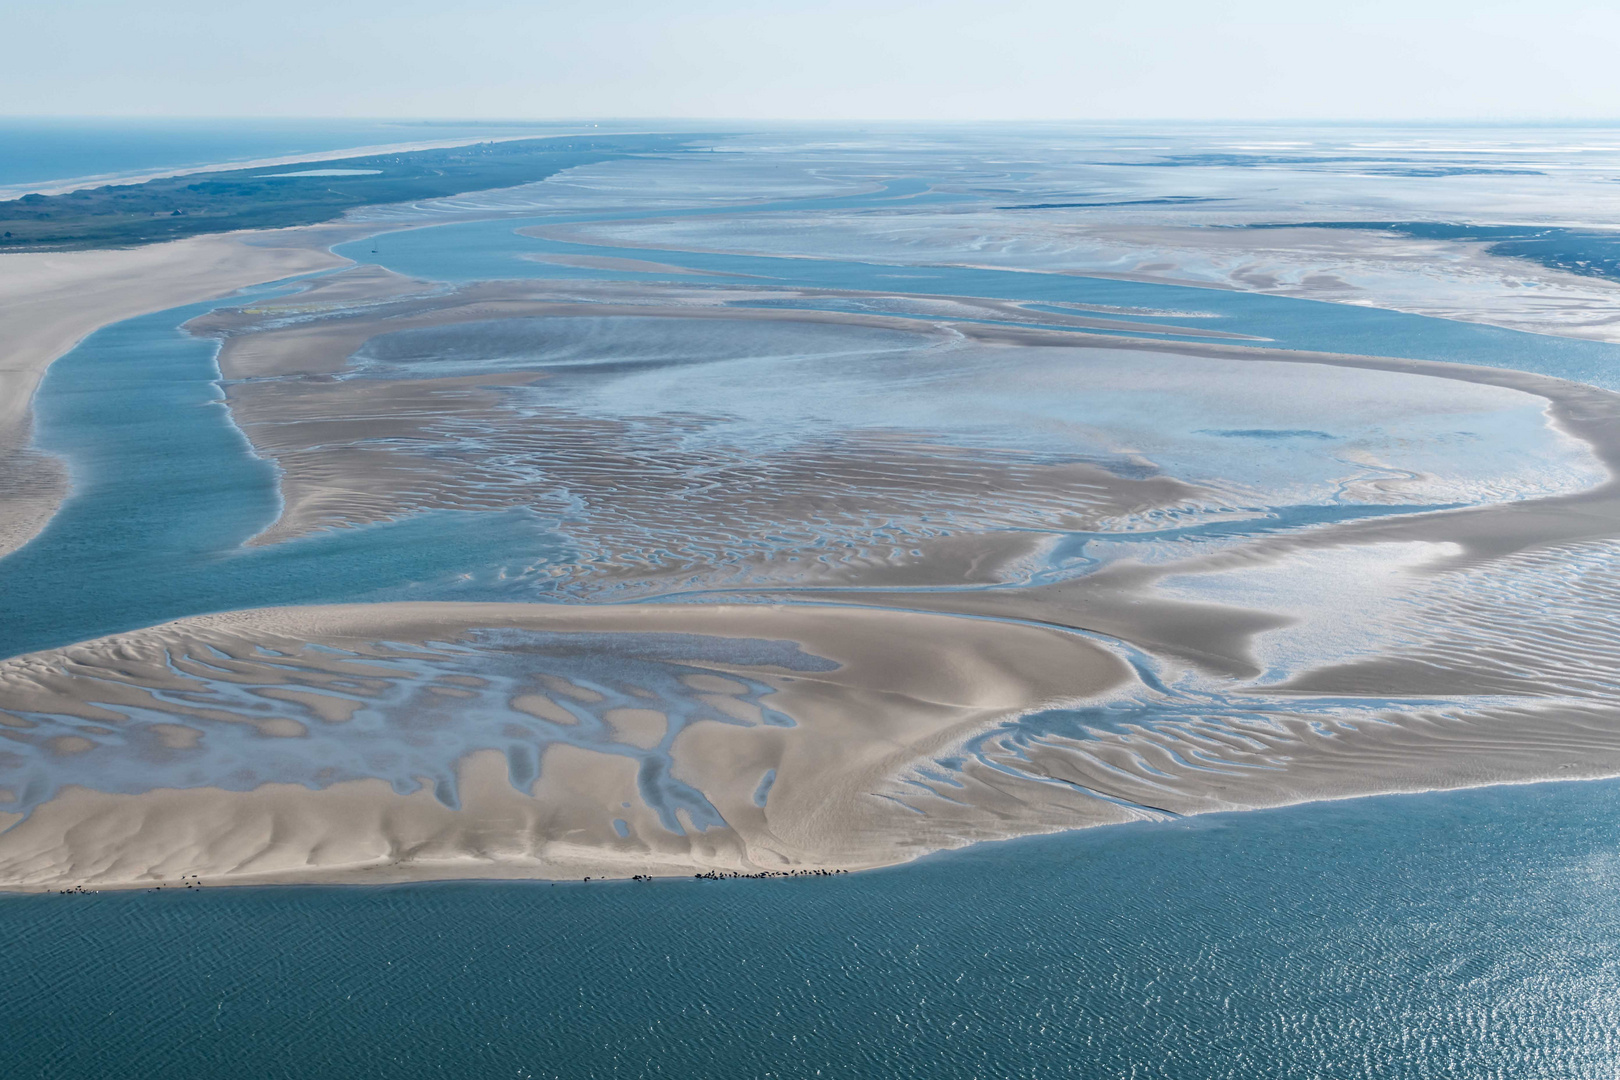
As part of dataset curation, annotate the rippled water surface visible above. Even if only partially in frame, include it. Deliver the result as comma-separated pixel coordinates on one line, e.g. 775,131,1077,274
6,778,1619,1079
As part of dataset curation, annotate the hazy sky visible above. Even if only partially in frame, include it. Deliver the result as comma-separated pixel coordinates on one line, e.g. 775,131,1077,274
8,0,1620,120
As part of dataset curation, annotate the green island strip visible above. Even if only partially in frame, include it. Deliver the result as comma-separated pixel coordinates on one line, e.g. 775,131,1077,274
0,133,707,251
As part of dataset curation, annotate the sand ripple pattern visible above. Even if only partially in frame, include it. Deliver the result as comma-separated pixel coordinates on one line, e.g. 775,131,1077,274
0,627,828,834
1286,538,1620,703
242,385,1202,596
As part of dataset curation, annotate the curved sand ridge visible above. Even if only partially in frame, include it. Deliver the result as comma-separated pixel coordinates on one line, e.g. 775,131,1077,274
0,602,1130,889
8,586,1620,892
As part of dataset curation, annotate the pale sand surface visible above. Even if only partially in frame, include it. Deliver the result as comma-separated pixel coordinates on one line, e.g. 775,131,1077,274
10,226,1620,892
194,274,1257,384
1043,223,1620,344
785,330,1620,675
185,280,1206,584
0,225,370,556
189,273,1617,616
519,251,735,277
6,599,1620,892
0,601,1129,890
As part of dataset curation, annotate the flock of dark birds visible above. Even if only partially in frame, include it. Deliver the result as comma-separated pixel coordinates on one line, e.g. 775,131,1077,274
55,868,854,894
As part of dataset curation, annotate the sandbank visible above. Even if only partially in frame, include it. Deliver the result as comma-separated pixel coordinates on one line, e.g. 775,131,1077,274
9,220,1620,895
5,598,1620,892
519,251,735,276
0,601,1128,890
533,213,1620,343
192,273,1620,625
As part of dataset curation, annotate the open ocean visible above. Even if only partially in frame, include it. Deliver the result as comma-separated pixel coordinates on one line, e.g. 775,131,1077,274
5,779,1619,1078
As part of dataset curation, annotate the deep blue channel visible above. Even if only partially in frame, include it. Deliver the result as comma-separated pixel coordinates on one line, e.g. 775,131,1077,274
4,778,1618,1079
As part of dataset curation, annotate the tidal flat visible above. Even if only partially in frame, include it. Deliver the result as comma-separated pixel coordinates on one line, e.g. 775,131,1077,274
6,126,1620,902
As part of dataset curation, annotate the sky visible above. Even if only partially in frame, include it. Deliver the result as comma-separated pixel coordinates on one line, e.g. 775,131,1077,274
7,0,1620,120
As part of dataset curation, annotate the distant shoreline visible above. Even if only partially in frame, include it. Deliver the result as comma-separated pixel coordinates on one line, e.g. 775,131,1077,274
0,133,700,252
0,134,551,202
0,132,701,555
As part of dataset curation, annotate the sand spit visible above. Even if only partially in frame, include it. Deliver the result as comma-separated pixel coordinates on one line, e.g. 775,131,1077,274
0,224,369,557
0,602,1129,890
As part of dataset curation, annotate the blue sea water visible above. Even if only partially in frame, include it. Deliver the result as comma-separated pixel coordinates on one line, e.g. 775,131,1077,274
4,778,1618,1079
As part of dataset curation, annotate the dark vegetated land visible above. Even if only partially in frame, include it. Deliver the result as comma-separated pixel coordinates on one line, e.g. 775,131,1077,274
0,134,704,251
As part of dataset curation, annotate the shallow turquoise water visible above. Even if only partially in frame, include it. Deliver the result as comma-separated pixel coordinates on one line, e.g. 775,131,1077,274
5,778,1618,1079
0,295,571,657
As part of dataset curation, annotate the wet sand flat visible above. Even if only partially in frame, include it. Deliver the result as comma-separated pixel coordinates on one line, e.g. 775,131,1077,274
7,596,1620,891
12,270,1620,895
